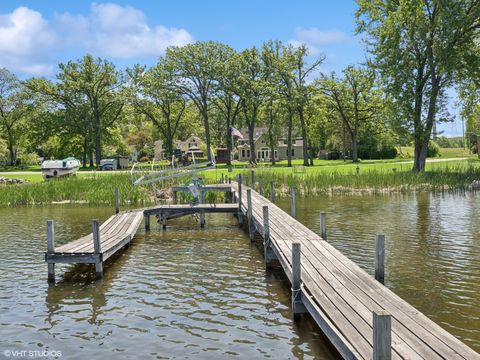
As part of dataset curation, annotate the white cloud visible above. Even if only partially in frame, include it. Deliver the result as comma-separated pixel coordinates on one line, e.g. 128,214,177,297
0,3,194,76
289,27,352,57
56,3,194,58
0,7,56,76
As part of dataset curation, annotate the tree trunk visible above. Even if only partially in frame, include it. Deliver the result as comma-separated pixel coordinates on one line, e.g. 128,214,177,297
298,108,309,166
287,109,293,167
248,122,256,164
308,140,315,166
203,111,212,161
413,139,429,172
89,151,94,168
82,137,88,167
226,125,232,166
269,130,276,166
8,143,15,166
93,109,101,166
351,132,359,163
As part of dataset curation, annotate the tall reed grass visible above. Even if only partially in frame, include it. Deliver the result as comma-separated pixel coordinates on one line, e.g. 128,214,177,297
225,164,480,198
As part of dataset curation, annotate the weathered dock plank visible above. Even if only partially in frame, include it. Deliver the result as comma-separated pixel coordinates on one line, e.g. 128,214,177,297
231,181,479,360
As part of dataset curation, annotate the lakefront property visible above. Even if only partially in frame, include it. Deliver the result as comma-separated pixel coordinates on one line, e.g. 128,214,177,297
1,1,480,360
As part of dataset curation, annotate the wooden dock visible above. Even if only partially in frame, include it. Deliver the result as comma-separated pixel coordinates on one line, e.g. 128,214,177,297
45,210,144,281
45,189,236,282
44,180,479,359
230,177,479,360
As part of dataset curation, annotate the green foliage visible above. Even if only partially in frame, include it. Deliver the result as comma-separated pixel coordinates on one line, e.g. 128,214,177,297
356,0,480,171
427,141,440,158
17,153,39,166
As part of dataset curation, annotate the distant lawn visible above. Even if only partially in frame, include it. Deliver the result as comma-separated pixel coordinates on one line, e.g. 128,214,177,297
398,146,473,159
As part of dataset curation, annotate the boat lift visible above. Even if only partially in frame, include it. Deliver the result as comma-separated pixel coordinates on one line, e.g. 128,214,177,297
130,149,216,201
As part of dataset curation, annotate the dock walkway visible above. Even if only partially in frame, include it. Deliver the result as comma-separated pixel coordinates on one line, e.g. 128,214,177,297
231,179,478,360
44,180,478,359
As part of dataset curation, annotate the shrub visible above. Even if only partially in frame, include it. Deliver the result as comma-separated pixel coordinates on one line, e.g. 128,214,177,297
18,153,39,166
428,141,440,157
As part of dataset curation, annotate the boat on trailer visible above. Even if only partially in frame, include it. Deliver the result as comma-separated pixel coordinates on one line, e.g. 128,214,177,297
41,157,81,179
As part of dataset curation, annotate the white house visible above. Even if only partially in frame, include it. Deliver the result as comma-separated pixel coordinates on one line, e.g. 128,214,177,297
237,128,304,162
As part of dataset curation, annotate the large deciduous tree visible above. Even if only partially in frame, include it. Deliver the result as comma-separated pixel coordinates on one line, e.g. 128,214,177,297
237,47,266,165
166,41,231,161
356,0,480,171
128,63,186,158
0,68,30,166
213,48,243,165
321,66,381,162
57,54,124,165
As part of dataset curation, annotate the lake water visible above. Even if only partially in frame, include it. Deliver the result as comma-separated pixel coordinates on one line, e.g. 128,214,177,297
0,206,334,359
276,192,480,352
0,192,479,358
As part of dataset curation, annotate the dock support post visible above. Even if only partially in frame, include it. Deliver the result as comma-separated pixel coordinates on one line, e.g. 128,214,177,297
291,188,297,219
247,189,254,240
173,191,177,204
221,173,224,184
263,206,276,266
258,177,263,195
199,191,205,228
270,180,275,203
251,170,255,189
161,212,167,230
92,219,103,278
375,234,385,284
115,187,119,214
373,311,392,360
292,242,307,319
237,174,243,226
145,214,150,231
47,220,55,283
320,212,327,240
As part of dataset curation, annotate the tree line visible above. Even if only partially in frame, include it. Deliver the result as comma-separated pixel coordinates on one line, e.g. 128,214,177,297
0,0,478,171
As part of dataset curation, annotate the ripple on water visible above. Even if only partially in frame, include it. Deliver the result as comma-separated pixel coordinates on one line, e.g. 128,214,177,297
0,207,333,359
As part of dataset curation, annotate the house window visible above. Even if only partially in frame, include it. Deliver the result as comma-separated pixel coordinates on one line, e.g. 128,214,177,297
292,149,295,156
242,149,245,157
247,150,250,157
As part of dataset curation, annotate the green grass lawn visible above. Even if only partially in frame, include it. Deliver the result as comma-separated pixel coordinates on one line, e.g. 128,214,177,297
398,146,474,159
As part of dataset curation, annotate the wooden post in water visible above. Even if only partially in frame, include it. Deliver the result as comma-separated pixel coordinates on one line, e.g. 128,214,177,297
320,212,327,240
47,220,55,283
237,174,243,226
258,177,263,195
251,170,255,189
92,219,103,278
292,242,307,319
221,173,224,184
144,215,150,231
375,234,385,284
373,311,392,360
247,189,254,240
172,190,177,204
263,205,276,266
161,212,167,230
199,191,206,228
291,188,297,219
114,187,119,214
270,180,275,203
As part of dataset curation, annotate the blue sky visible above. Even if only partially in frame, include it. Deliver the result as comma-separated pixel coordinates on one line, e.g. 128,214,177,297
0,1,464,136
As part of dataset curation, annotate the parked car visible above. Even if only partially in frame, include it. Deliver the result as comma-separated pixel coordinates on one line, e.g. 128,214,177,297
100,156,129,170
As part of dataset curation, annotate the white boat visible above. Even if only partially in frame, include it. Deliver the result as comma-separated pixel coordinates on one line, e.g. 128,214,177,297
41,157,81,178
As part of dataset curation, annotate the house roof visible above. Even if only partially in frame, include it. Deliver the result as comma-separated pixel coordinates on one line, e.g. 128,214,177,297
239,127,267,142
